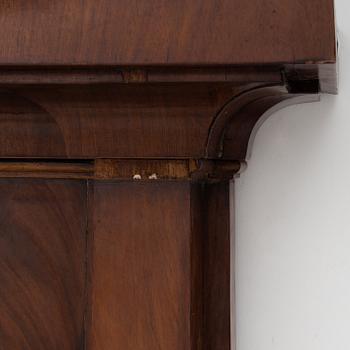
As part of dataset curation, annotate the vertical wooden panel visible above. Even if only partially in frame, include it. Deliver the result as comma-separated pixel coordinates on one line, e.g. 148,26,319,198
89,182,191,349
0,179,87,350
88,180,231,350
203,182,231,350
190,182,231,350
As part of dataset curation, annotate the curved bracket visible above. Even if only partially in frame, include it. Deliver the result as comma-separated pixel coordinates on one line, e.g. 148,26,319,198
206,85,320,162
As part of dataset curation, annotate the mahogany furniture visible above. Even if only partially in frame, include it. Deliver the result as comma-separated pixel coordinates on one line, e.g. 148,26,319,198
0,1,337,349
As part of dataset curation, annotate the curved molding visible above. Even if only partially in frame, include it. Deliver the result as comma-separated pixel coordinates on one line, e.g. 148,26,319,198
206,85,320,162
0,69,330,165
244,94,320,160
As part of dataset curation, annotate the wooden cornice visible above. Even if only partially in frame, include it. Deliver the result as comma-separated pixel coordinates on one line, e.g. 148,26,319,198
0,2,338,350
0,1,336,65
0,64,336,174
0,0,337,179
206,85,319,161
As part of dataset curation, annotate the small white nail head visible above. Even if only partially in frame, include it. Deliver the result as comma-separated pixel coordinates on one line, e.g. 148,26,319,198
148,173,158,180
133,174,142,180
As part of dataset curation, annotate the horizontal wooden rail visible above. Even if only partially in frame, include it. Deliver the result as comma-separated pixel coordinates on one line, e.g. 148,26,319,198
0,159,242,181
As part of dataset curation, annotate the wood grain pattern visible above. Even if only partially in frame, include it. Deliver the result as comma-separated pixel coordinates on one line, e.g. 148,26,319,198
202,182,231,350
0,0,335,65
0,66,283,85
0,179,87,350
0,1,337,349
89,182,192,350
87,181,231,350
0,159,242,182
190,182,231,350
0,83,246,159
0,160,94,179
206,86,320,160
0,178,232,350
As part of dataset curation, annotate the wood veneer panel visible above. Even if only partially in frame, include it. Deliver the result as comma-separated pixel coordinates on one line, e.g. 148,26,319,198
0,84,238,158
89,182,191,349
203,182,231,350
190,182,231,350
0,0,335,65
88,181,231,350
0,179,87,349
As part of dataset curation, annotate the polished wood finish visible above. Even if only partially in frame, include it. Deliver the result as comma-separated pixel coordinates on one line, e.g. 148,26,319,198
191,182,231,350
88,181,231,350
203,183,231,350
0,179,87,350
0,83,241,159
89,182,192,349
0,0,335,65
0,159,241,181
0,79,328,160
0,179,231,349
0,1,337,349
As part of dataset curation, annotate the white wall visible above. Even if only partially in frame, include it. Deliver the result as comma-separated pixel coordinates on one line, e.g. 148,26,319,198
235,1,350,349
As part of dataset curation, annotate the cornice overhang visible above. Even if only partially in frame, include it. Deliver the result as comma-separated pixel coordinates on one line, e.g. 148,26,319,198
0,2,339,350
0,62,337,179
0,0,337,180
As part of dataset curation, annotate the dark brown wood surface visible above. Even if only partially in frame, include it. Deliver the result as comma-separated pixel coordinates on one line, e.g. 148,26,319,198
0,83,258,159
86,181,231,350
88,182,191,349
0,179,232,349
203,183,231,350
0,0,335,65
191,182,231,350
0,1,337,349
0,179,87,350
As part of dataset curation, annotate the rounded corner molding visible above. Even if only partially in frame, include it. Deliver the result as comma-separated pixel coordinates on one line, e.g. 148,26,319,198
206,85,321,162
244,93,320,160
